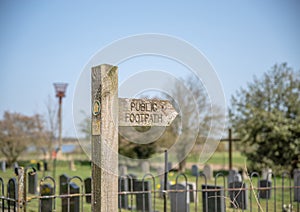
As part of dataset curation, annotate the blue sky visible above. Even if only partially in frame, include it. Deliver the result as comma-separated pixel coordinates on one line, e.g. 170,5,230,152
0,0,299,137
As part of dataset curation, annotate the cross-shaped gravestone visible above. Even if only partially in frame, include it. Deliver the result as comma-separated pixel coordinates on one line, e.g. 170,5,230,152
91,64,178,211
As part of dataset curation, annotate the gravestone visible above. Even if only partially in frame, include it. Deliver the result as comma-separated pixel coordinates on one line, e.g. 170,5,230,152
293,169,300,202
37,162,41,171
167,162,173,172
228,169,240,185
7,178,18,208
69,160,76,171
59,174,70,211
40,183,54,212
229,181,248,209
84,177,92,203
191,165,199,176
258,180,272,199
119,165,128,176
28,171,38,194
141,161,150,174
13,162,18,170
118,177,129,209
187,183,197,203
202,185,225,212
67,182,80,212
203,164,213,180
170,183,190,212
262,168,272,181
127,174,137,192
1,161,6,172
44,161,48,171
134,180,152,212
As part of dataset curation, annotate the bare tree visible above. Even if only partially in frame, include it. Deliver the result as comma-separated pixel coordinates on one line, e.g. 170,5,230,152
44,95,58,159
0,111,47,165
167,75,224,172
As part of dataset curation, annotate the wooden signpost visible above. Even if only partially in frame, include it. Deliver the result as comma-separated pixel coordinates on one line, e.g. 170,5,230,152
91,64,178,211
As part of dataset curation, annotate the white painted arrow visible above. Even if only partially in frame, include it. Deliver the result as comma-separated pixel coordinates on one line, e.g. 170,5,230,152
118,98,178,126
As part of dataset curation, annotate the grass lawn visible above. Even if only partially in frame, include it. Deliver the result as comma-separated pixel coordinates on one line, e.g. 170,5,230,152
0,152,298,211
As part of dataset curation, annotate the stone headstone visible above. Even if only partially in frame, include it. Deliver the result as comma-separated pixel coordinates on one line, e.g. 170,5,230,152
119,165,128,176
228,169,239,185
262,168,272,181
84,177,92,203
118,177,129,209
202,184,225,212
134,180,152,212
59,174,69,194
170,183,190,212
28,171,38,194
13,162,18,169
191,165,199,176
157,167,164,176
7,178,18,208
40,183,54,212
167,162,173,172
229,181,248,209
69,160,76,171
258,180,272,199
127,174,137,192
187,183,197,203
203,164,213,180
44,161,48,171
1,161,6,172
141,161,150,174
67,182,80,212
37,162,41,171
59,174,70,211
294,169,300,202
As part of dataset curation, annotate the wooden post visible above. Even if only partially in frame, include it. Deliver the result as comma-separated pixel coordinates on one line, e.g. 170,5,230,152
91,64,118,211
17,167,24,212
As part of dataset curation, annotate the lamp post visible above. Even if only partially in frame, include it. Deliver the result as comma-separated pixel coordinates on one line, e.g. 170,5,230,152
53,83,67,178
53,83,68,153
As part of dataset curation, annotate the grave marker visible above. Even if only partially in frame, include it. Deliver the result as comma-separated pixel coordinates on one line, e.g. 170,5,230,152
258,180,272,199
1,161,6,172
28,171,38,194
118,177,129,209
119,165,128,176
59,174,69,211
229,181,248,209
191,165,199,176
67,182,80,212
202,185,225,212
134,180,152,212
84,177,92,203
203,164,213,180
40,183,54,211
91,64,178,211
170,183,190,212
141,161,150,174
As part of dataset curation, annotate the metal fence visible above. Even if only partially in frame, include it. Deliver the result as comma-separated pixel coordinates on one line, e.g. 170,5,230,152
0,162,300,211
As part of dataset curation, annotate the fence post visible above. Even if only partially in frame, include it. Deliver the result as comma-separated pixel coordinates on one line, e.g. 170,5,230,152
17,167,25,212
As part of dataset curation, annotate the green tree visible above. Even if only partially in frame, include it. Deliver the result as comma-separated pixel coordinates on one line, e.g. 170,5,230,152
0,111,47,165
230,63,300,172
